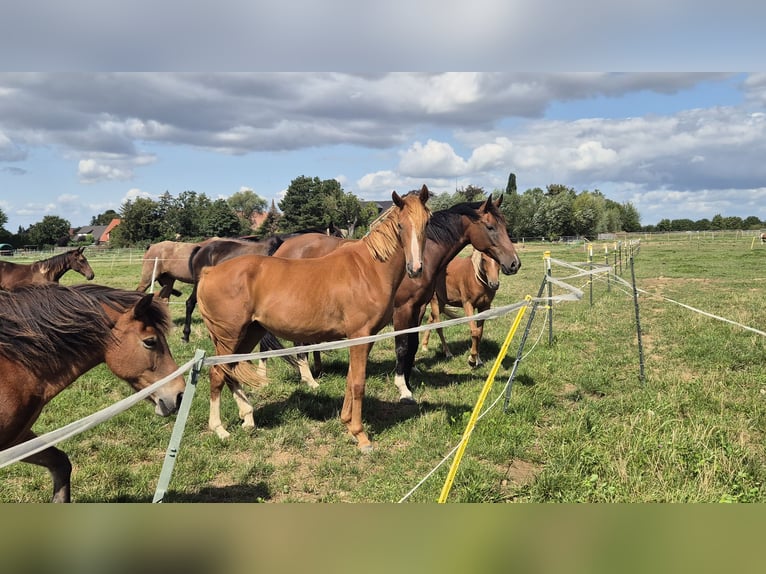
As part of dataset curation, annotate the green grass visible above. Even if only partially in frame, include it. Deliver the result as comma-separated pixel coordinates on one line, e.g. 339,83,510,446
3,234,766,502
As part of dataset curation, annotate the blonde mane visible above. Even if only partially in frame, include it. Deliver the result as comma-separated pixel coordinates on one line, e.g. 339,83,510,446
363,195,430,262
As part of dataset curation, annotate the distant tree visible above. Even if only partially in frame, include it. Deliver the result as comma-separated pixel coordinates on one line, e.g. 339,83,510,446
90,209,120,226
744,216,762,229
201,198,244,237
618,202,641,232
111,196,163,247
456,184,486,203
710,214,725,230
656,218,672,232
671,218,695,231
323,189,374,238
278,176,345,232
227,189,268,221
0,206,8,232
27,215,71,247
502,172,522,238
694,218,711,231
254,200,282,238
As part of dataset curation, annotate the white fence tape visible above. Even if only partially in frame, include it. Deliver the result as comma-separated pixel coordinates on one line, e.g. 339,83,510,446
0,357,198,469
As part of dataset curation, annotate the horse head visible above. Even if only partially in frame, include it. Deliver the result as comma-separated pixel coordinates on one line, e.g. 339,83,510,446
70,247,96,280
392,184,432,278
468,194,521,276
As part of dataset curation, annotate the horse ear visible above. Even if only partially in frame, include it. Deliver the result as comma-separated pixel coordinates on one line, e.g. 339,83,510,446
392,191,404,208
78,246,86,254
494,193,503,208
419,184,430,202
480,195,492,212
133,294,155,322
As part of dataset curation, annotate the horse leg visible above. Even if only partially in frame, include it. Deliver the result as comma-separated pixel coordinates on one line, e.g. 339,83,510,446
420,298,438,351
312,351,323,377
393,333,415,403
226,375,255,432
296,351,319,389
19,431,72,503
340,342,373,453
464,302,482,367
208,364,232,439
182,283,197,343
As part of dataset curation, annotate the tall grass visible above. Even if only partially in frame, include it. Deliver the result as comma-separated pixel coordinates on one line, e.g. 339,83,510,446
3,234,766,502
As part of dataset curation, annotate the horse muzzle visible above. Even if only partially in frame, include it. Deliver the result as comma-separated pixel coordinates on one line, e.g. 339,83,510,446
406,262,424,278
501,258,521,275
154,392,183,416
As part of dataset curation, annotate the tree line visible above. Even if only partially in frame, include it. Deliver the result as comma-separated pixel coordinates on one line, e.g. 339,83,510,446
2,173,764,249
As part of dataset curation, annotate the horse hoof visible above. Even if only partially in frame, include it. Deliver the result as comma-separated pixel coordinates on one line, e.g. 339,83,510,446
214,427,231,440
399,397,417,405
359,443,374,454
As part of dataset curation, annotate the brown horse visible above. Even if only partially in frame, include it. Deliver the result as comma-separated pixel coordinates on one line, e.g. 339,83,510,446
269,195,521,403
421,248,501,367
183,235,285,342
0,283,186,502
0,247,95,290
136,240,206,300
196,186,432,451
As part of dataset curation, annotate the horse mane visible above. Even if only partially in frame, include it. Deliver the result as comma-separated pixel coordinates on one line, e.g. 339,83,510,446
0,284,170,376
363,191,430,262
426,198,507,245
470,248,486,284
32,249,72,273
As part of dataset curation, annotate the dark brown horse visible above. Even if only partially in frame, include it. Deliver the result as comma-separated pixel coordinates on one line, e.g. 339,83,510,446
0,247,95,290
196,186,432,451
421,248,501,367
0,283,186,502
269,195,521,402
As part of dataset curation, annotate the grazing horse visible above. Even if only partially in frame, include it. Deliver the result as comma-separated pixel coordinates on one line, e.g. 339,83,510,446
196,186,432,451
421,249,501,367
136,240,206,300
0,247,95,290
269,195,521,403
0,283,186,502
761,233,766,244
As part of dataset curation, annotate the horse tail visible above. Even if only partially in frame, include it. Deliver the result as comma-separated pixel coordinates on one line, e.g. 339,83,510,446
222,361,270,389
259,332,301,367
440,306,462,320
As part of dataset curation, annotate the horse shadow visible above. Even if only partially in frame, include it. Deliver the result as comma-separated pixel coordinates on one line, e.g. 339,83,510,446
83,482,272,503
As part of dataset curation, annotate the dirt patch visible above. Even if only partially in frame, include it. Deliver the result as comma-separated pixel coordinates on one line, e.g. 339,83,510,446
502,458,542,487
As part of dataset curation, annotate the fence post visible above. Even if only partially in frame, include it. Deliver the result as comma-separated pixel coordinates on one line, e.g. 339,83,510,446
588,243,593,306
629,257,646,385
545,251,553,345
604,244,610,292
149,257,159,294
503,276,548,411
152,349,206,503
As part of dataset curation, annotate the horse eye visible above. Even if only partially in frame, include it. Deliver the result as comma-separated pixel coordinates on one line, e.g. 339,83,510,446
142,337,158,350
487,225,495,232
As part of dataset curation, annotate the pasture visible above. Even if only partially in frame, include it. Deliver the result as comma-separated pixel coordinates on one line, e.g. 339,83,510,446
2,233,766,502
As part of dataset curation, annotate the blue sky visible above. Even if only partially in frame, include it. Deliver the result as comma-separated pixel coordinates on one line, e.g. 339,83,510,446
2,72,766,232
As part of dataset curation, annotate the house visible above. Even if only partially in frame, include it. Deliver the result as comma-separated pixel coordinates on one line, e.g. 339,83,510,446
74,218,121,245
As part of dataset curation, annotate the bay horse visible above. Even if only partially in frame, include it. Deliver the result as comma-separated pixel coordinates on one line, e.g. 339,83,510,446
269,195,521,403
196,186,432,451
421,248,501,367
0,283,186,502
0,247,95,290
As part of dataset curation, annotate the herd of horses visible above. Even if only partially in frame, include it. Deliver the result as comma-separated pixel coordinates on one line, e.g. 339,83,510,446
0,185,522,501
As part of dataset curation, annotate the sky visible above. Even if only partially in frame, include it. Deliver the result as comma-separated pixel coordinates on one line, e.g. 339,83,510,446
1,3,765,233
2,72,766,232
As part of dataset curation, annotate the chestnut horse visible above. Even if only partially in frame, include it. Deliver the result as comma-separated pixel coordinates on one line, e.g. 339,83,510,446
196,186,432,451
0,283,186,502
0,247,95,290
269,195,521,403
421,248,501,367
183,235,285,343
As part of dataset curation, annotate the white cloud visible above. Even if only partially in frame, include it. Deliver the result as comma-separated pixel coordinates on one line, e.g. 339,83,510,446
398,139,467,177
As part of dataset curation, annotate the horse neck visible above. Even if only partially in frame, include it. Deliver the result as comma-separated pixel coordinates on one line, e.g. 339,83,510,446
34,254,68,282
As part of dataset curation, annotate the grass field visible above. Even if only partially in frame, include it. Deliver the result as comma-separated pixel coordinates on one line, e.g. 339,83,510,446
3,232,766,503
